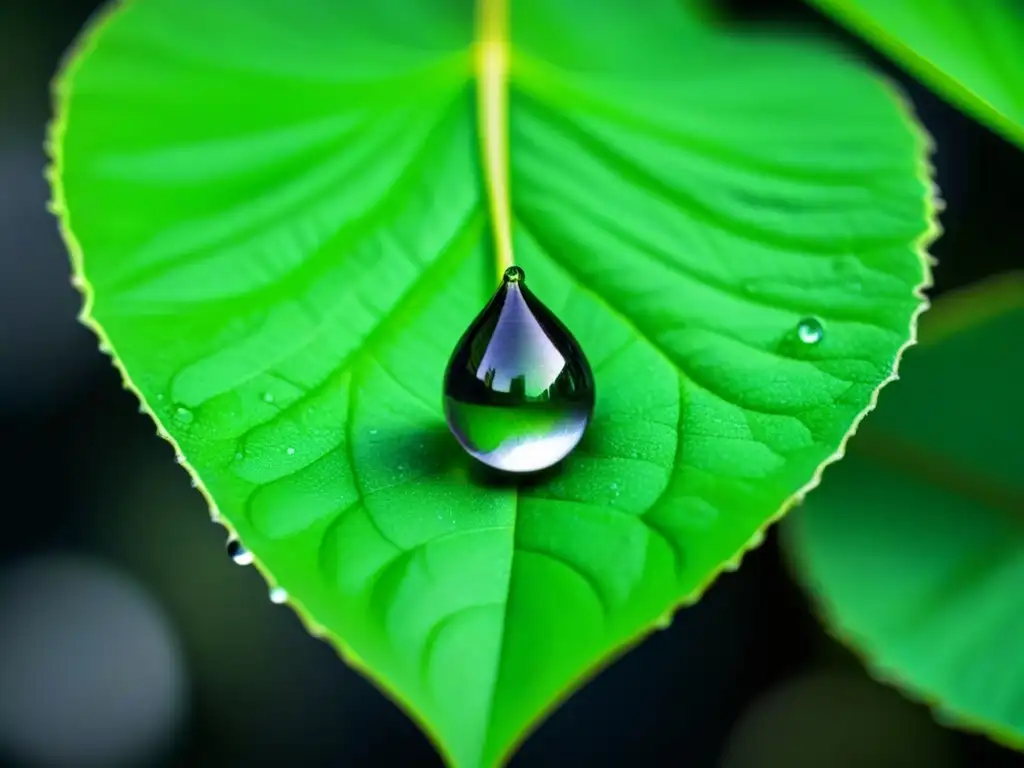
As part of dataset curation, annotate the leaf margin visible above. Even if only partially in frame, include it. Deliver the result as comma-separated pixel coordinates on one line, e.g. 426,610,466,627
46,0,942,764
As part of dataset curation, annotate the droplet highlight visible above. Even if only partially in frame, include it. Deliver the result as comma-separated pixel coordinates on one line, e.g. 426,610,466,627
286,447,295,456
443,266,595,473
227,539,253,566
269,587,288,604
796,317,824,345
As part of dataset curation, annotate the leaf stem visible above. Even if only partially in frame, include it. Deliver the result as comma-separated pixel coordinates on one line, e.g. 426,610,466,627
475,0,514,280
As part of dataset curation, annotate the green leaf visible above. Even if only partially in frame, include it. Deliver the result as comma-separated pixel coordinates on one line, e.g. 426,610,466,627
786,273,1024,749
807,0,1024,149
52,0,934,764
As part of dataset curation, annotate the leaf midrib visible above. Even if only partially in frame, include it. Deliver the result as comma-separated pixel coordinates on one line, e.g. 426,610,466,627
473,0,521,763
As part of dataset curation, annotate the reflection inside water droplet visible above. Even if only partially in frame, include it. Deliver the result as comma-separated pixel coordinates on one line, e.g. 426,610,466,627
796,317,824,345
443,266,595,474
226,539,253,566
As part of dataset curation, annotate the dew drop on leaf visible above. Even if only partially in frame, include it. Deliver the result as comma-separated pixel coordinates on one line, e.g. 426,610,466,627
796,317,824,345
262,392,274,404
286,447,295,456
173,406,193,424
226,539,253,566
443,266,595,473
269,587,288,604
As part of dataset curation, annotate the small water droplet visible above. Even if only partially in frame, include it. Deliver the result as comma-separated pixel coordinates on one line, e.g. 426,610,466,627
369,429,378,436
174,452,185,464
269,587,288,604
654,611,673,630
190,477,198,488
263,392,275,403
227,539,254,566
443,266,595,473
747,530,765,548
286,447,295,456
610,482,619,491
174,406,194,424
234,451,244,461
796,317,824,345
137,404,147,414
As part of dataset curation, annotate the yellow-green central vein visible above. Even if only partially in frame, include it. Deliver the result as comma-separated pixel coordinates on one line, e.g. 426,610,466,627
475,0,515,281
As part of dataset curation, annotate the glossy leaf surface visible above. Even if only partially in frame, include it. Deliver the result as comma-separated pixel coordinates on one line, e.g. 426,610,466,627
54,0,933,764
808,0,1024,148
787,275,1024,748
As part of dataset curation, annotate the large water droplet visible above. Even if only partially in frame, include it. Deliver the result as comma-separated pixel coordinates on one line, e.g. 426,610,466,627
443,266,595,473
796,317,824,345
226,539,253,566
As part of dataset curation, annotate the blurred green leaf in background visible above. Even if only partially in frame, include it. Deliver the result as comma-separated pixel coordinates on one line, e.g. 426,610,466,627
787,272,1024,749
808,0,1024,149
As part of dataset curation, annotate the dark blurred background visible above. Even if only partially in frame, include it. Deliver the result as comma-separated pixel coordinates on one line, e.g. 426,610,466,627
0,0,1021,766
